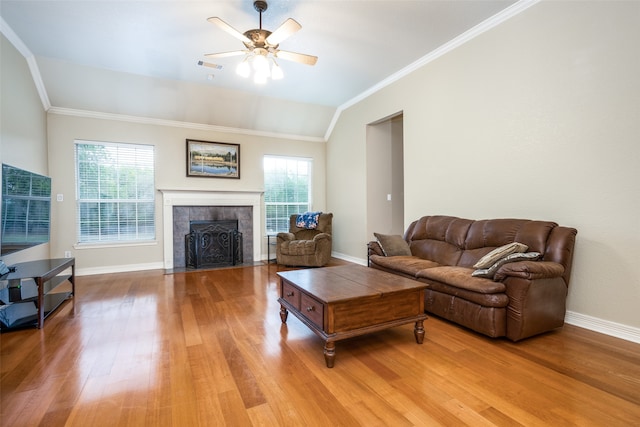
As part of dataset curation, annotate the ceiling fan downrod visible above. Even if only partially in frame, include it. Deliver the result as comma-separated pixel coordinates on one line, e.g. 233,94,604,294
254,1,268,30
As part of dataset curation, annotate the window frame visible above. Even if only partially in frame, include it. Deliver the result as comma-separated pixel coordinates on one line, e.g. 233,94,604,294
74,140,156,245
263,155,313,235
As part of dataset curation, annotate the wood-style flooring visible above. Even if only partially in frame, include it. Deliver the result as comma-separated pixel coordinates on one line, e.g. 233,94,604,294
1,260,639,426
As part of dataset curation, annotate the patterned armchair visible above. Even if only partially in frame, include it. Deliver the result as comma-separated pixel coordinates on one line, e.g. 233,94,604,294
276,213,333,267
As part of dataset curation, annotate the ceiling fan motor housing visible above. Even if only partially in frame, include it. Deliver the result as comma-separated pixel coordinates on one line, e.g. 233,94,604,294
243,29,276,50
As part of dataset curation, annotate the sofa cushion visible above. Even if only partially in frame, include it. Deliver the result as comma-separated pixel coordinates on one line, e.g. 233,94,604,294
369,255,440,277
473,242,528,268
416,266,506,294
279,240,317,256
424,282,510,307
374,233,412,256
472,252,541,279
406,216,472,266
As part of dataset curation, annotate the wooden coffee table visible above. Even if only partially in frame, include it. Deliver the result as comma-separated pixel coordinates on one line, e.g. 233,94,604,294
277,264,428,368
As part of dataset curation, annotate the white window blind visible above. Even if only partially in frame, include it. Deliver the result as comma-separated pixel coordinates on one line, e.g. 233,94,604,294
264,156,312,234
75,141,155,243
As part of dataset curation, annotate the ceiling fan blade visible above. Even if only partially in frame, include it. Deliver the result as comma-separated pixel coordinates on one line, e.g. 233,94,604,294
276,50,318,66
204,50,248,59
265,18,302,46
207,17,251,44
197,61,223,70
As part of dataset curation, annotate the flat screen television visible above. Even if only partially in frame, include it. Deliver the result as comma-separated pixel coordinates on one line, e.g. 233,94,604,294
1,164,52,255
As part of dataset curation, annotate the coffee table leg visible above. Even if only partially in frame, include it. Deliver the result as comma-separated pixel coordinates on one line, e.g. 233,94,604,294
324,341,336,368
414,319,425,344
280,305,288,323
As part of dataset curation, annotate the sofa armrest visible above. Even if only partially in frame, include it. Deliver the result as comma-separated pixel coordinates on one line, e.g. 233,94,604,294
494,261,565,282
277,232,295,242
500,261,568,341
312,232,331,242
367,241,385,257
502,273,569,341
367,241,384,267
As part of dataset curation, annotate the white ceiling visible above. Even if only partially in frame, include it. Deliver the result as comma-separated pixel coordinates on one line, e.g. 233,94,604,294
1,0,519,138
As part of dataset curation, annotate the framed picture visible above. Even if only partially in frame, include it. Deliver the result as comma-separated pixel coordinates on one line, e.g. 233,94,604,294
186,139,240,179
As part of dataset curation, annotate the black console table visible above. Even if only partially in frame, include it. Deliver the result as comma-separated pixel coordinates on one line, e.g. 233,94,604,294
0,258,75,330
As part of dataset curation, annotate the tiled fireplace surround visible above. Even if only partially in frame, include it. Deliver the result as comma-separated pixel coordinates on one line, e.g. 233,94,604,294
160,190,262,270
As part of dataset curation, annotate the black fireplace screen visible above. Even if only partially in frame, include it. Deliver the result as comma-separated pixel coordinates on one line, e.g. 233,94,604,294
185,220,243,269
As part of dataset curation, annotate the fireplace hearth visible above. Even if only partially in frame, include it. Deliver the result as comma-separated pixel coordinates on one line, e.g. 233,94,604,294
185,220,243,269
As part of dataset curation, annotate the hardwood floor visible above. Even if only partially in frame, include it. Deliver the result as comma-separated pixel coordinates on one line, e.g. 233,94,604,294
1,260,639,426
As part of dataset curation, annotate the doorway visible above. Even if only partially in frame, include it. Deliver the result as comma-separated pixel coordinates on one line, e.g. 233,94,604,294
366,112,404,241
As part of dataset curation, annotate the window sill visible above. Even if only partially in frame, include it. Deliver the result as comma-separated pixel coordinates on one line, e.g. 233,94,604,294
73,240,158,250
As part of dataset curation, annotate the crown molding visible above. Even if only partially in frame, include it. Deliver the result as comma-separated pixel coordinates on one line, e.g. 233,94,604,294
324,0,540,140
1,17,51,110
47,107,325,143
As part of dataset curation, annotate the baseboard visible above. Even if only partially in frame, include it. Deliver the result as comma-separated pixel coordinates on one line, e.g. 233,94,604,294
76,262,165,276
565,311,640,344
332,252,367,266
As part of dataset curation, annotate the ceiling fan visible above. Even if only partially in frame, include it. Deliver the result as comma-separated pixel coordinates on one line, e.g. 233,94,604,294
205,0,317,83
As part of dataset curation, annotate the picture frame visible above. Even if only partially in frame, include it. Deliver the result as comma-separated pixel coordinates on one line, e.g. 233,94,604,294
186,139,240,179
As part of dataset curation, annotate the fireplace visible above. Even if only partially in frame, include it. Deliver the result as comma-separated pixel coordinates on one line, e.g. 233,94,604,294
185,220,243,269
172,205,252,269
160,190,262,271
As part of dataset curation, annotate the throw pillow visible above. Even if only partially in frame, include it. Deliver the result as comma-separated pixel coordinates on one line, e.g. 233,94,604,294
374,233,412,256
472,252,541,279
473,242,528,269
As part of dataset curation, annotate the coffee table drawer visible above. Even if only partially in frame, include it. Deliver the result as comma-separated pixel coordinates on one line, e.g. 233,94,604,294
300,292,324,328
281,281,300,310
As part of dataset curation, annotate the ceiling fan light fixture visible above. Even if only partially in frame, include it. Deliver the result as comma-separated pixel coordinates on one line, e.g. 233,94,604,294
252,52,270,76
236,58,250,78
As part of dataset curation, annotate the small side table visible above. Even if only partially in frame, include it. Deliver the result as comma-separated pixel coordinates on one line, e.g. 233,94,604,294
266,234,277,263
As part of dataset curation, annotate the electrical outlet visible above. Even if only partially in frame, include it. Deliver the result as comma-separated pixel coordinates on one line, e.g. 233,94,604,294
64,251,71,258
56,194,64,202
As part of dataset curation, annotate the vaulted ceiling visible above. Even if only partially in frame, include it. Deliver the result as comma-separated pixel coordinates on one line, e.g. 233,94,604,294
1,0,519,139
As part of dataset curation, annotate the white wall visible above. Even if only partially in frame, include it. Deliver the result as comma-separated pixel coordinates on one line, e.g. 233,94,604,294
47,113,327,273
327,1,640,332
0,34,50,263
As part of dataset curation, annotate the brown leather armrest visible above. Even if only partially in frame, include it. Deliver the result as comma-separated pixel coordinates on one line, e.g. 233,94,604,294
367,241,384,257
494,261,565,282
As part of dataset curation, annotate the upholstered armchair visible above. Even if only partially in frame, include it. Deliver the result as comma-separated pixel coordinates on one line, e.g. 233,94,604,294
276,213,333,267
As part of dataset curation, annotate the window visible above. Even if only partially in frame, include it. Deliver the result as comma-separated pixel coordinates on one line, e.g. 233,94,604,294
264,156,312,234
75,140,155,243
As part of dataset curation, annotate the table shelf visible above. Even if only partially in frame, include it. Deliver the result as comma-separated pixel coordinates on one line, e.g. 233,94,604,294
0,258,75,330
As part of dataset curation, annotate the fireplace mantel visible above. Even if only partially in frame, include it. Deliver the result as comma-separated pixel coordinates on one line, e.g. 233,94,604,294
160,189,263,269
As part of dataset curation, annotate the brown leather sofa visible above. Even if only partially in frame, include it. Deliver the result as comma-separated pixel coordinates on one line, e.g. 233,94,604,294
367,215,577,341
276,213,333,267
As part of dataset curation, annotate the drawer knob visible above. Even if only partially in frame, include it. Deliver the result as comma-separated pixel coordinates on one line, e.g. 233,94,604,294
306,306,315,312
286,291,294,297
